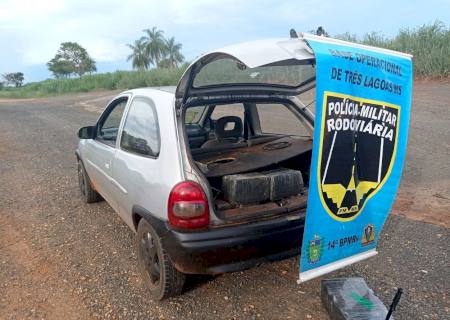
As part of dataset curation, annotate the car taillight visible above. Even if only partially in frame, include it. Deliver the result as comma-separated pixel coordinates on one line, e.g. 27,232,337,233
168,181,209,229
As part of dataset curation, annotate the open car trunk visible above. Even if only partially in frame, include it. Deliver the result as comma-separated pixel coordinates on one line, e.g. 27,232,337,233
181,98,314,223
193,135,312,222
176,38,316,223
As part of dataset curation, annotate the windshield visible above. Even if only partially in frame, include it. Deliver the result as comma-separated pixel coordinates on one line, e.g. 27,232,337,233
193,57,315,88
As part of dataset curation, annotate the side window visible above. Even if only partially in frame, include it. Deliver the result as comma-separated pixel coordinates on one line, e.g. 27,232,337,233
97,98,127,146
120,97,160,157
256,103,311,137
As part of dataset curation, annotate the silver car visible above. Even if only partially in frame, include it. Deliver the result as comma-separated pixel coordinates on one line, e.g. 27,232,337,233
76,37,316,299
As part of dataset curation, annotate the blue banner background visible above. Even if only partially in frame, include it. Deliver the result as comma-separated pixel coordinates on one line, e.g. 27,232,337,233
300,37,413,276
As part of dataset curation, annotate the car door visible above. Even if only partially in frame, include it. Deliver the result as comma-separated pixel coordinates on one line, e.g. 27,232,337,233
83,95,129,211
112,95,162,229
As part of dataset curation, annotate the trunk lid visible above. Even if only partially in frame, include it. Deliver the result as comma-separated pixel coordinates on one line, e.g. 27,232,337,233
175,38,315,105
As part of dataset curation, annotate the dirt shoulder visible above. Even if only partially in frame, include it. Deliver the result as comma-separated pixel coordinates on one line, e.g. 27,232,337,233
0,213,92,320
0,90,122,105
391,82,450,228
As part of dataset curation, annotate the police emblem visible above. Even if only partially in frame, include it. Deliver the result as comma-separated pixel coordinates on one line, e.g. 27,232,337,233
318,92,400,221
361,224,375,246
308,234,323,264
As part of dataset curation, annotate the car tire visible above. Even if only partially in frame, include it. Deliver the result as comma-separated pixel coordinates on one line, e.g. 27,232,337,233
77,159,100,203
136,218,185,300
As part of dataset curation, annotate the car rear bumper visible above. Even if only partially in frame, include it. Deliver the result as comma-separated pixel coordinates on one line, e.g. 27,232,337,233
161,212,305,274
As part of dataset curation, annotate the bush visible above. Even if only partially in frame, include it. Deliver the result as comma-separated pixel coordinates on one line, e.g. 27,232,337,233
0,67,187,99
337,21,450,78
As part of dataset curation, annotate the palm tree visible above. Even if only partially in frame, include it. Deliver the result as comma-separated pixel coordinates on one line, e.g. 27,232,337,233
162,37,184,68
126,38,150,70
143,27,166,67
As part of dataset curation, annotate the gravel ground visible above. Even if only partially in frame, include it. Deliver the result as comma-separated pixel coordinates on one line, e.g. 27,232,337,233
0,83,449,319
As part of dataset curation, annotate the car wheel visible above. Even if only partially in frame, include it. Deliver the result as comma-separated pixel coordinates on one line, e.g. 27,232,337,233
77,159,100,203
136,219,185,300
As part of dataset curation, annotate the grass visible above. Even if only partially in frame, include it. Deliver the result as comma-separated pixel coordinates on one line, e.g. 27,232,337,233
1,22,448,99
336,21,450,78
0,68,187,99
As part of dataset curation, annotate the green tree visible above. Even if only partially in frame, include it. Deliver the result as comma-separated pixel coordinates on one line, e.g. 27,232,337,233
142,27,166,67
126,38,150,70
47,42,96,78
2,72,24,87
160,37,184,68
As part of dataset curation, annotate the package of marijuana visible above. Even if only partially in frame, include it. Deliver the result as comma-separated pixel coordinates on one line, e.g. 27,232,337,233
321,278,392,320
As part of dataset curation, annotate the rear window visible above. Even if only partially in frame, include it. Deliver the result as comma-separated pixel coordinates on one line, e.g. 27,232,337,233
193,57,315,88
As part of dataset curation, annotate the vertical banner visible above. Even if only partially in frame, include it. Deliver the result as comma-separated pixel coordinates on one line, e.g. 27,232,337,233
299,34,413,282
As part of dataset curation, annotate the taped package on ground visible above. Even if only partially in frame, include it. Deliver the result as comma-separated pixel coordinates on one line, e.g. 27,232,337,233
321,277,392,320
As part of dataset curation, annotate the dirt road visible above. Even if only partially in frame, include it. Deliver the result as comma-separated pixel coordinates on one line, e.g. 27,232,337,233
0,83,449,319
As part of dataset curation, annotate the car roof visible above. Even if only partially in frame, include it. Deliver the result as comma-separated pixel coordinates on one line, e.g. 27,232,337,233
154,86,176,93
123,86,176,96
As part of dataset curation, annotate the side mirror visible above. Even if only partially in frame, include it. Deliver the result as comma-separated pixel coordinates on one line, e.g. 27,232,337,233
78,126,95,139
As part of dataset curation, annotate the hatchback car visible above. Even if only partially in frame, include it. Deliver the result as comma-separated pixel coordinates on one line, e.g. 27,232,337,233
76,37,316,299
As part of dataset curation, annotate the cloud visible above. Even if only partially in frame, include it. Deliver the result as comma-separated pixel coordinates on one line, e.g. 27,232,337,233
0,0,65,22
0,0,449,82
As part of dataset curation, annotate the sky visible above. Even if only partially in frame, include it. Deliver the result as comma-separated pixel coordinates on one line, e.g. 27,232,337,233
0,0,449,82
